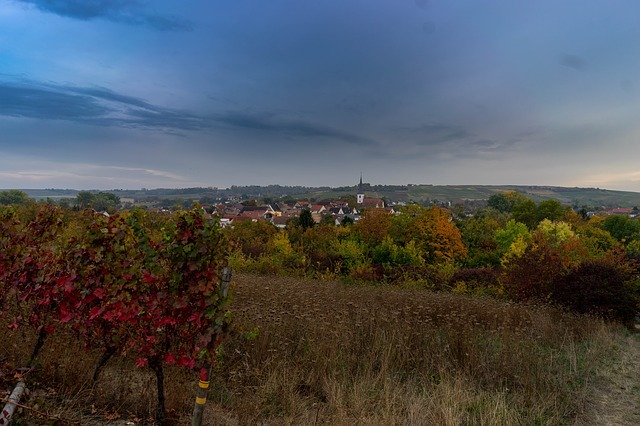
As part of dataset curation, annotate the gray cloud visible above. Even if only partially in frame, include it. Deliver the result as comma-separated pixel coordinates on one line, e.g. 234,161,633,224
16,0,192,31
559,53,587,71
0,80,374,145
213,112,375,146
0,81,207,131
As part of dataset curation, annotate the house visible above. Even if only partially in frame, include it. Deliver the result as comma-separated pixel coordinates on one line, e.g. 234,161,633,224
237,205,277,221
310,204,326,214
272,216,290,229
361,197,385,209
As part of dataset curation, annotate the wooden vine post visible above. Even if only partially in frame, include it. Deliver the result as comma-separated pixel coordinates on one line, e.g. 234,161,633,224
0,381,26,425
192,267,232,426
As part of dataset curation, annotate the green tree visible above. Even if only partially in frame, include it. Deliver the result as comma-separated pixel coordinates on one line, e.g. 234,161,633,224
0,190,30,205
487,191,529,213
76,191,95,209
495,219,531,255
341,216,354,226
512,198,538,229
536,200,568,223
458,214,503,267
602,215,640,243
93,192,120,212
298,208,315,230
576,224,618,256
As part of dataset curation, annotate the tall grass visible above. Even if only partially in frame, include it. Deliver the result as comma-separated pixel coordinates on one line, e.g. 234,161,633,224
211,274,619,424
0,273,624,424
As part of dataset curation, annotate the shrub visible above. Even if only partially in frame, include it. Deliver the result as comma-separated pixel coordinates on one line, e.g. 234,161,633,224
551,256,638,323
501,237,568,302
449,267,502,297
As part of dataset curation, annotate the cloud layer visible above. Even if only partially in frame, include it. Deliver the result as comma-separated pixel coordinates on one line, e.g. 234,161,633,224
2,1,640,190
16,0,191,30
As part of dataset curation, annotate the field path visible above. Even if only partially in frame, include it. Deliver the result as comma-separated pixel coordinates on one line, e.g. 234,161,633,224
581,332,640,425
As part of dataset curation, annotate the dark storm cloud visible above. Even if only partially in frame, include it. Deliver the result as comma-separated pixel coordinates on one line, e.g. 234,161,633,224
214,112,375,146
0,80,374,145
559,54,587,70
16,0,192,31
0,81,206,131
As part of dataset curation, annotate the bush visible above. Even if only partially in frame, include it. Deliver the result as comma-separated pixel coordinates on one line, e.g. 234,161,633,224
449,267,502,297
501,238,568,302
551,257,638,323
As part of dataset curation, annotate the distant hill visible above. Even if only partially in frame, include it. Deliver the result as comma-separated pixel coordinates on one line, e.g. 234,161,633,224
13,185,640,208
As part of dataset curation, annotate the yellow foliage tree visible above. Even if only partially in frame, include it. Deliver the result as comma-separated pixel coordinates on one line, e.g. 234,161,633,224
407,207,467,263
355,208,392,246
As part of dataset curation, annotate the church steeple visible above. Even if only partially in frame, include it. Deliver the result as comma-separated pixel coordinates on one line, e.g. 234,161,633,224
357,173,365,204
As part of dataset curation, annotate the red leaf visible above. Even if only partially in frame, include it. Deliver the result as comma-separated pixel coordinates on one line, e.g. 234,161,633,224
177,356,196,369
163,353,176,365
59,306,73,323
157,316,177,327
57,275,75,293
89,307,102,320
93,287,106,299
135,358,148,368
142,272,155,284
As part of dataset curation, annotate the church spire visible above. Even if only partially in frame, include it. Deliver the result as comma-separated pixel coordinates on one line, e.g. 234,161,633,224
357,173,364,204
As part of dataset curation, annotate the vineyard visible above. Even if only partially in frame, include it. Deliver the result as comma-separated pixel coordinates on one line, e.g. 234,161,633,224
0,204,229,424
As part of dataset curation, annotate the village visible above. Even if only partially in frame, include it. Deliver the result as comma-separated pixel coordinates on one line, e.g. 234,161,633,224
214,177,392,228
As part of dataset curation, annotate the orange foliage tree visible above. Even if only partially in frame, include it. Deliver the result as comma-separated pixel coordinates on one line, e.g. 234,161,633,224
406,207,467,264
355,208,392,246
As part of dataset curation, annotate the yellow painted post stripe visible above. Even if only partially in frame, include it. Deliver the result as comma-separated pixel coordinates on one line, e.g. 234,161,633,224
198,380,210,389
195,396,207,405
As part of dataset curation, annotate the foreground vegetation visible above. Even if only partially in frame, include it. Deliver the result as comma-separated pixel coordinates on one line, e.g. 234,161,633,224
2,193,640,424
1,273,636,424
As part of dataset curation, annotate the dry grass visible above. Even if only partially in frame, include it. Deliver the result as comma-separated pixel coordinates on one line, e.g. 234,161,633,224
0,273,630,425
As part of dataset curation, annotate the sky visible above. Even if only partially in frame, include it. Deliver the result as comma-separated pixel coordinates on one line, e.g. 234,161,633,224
1,0,640,190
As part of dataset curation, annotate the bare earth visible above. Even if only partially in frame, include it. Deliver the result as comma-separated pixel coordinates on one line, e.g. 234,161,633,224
578,332,640,425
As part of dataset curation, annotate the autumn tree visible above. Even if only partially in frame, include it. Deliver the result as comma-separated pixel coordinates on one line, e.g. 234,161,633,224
405,207,467,264
355,208,392,246
226,220,277,257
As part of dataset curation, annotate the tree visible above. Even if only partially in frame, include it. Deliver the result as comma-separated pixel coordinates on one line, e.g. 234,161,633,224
536,199,568,223
512,198,538,229
355,208,392,246
76,191,95,209
495,219,531,265
226,220,277,257
341,216,354,226
487,191,529,213
320,214,335,226
602,215,640,243
0,190,30,205
406,207,467,264
93,192,119,212
298,208,315,230
458,214,503,267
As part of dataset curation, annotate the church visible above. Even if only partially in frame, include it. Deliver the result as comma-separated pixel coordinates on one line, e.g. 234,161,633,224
356,175,385,209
